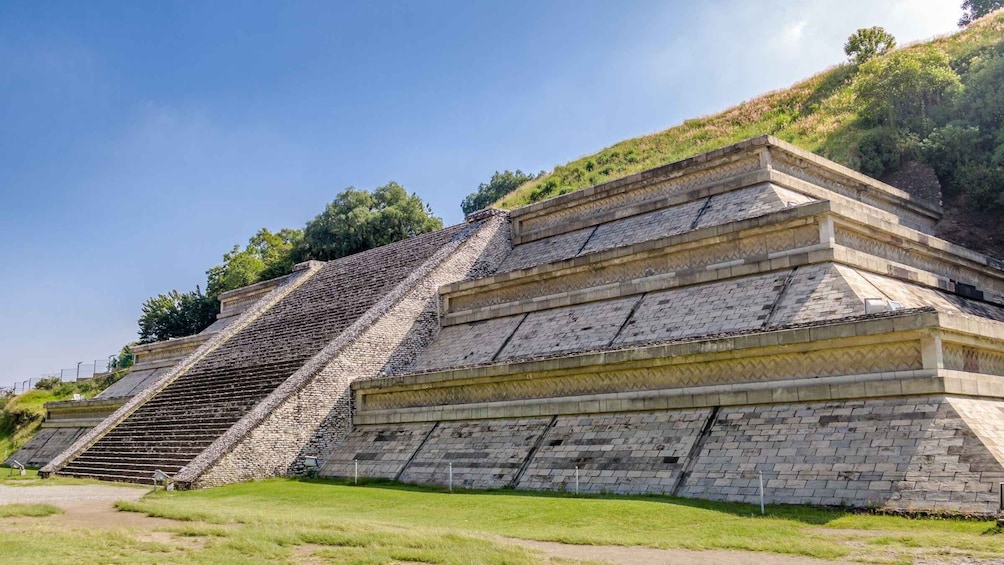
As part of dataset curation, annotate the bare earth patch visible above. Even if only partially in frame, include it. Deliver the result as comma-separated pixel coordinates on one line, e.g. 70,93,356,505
509,538,860,565
0,483,172,530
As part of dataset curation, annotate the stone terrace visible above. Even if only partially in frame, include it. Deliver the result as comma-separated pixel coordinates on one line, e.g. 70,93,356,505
324,137,1004,514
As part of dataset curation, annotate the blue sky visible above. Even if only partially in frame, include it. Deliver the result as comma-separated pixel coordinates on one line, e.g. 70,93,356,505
0,1,962,387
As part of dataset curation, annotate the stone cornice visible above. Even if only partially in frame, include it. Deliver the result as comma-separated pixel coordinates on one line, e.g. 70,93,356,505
352,310,1004,424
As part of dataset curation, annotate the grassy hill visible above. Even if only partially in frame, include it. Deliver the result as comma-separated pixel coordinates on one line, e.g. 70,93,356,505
0,374,124,463
492,11,1004,257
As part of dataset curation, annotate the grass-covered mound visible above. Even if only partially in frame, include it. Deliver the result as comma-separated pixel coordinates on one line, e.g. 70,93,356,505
0,372,126,463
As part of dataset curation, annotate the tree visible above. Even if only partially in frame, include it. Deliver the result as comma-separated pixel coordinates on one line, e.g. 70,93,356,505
296,182,443,261
137,288,218,343
959,0,1004,26
206,228,302,297
460,170,538,215
110,344,135,370
844,27,897,65
854,48,962,133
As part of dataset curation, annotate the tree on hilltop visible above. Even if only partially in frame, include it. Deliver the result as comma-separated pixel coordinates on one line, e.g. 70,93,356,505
844,27,896,65
461,170,539,215
138,288,218,343
206,227,303,297
296,182,442,262
959,0,1004,26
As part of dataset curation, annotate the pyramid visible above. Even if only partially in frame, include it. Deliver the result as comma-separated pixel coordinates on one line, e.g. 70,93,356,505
45,136,1004,514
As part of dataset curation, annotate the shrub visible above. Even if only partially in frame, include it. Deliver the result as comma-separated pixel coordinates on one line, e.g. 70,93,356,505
34,377,62,391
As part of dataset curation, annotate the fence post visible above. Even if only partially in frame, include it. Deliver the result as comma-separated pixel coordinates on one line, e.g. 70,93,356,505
759,471,765,516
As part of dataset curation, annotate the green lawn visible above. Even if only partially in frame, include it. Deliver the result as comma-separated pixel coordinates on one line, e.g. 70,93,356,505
2,477,1004,564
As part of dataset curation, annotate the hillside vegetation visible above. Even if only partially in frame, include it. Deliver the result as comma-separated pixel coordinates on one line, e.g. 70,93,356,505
493,11,1004,257
0,373,124,463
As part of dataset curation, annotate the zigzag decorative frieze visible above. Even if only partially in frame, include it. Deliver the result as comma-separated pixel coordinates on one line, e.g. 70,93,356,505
518,156,761,237
771,155,934,232
834,228,1004,303
944,344,1004,377
362,341,923,411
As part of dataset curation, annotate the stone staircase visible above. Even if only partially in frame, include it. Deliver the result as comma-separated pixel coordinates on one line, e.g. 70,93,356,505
55,223,475,484
58,361,299,482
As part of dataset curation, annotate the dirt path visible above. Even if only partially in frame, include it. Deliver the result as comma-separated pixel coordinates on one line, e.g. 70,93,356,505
510,538,860,565
0,482,175,529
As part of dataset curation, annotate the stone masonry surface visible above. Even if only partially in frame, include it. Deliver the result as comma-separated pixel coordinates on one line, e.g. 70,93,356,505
189,216,512,487
500,183,817,275
497,296,640,360
612,271,789,345
398,417,553,489
331,395,1004,514
679,396,1004,514
518,410,711,495
409,315,525,372
57,222,478,483
694,184,814,229
416,259,1004,378
7,428,88,468
321,423,436,480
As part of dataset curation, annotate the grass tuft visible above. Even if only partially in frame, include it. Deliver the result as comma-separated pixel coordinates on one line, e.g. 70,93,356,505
0,503,63,517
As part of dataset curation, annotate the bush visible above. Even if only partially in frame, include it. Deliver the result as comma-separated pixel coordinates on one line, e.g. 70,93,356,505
34,377,62,391
855,48,962,134
460,170,538,215
856,128,919,177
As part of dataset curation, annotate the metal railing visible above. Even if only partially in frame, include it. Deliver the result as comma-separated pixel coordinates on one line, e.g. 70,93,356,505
1,356,117,396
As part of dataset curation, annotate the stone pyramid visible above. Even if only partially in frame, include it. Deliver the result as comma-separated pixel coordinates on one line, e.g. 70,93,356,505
46,136,1004,514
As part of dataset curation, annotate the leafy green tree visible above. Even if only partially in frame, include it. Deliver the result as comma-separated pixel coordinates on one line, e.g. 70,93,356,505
854,48,962,133
957,52,1004,136
206,228,302,297
296,182,443,261
460,170,538,215
844,27,897,65
110,344,135,370
959,0,1004,26
137,288,218,343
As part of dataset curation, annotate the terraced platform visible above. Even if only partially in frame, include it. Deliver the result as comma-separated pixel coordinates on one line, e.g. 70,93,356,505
321,137,1004,514
42,136,1004,514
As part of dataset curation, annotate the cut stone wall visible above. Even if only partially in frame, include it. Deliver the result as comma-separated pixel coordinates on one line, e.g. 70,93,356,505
518,410,711,495
678,396,1004,514
398,418,553,490
410,315,524,372
497,296,640,360
613,271,788,345
327,395,1004,514
321,423,436,480
499,183,817,275
5,428,88,468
